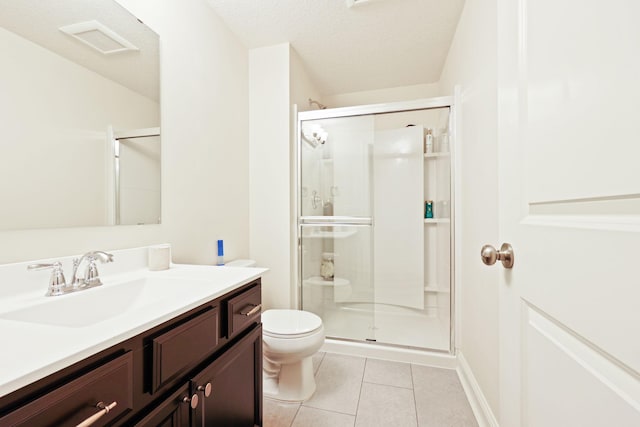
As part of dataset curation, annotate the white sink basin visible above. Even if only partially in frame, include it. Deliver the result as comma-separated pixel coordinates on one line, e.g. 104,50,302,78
0,277,204,328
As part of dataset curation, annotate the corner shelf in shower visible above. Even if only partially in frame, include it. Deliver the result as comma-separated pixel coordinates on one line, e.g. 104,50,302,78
424,152,450,159
424,284,450,293
303,277,351,287
424,218,450,224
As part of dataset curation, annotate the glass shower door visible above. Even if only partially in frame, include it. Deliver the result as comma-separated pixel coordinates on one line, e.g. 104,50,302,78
300,224,373,341
299,115,375,341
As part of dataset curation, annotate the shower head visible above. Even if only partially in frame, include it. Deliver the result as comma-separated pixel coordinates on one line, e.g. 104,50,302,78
308,98,327,110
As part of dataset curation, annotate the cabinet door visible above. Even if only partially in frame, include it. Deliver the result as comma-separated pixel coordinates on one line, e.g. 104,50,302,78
191,325,262,427
151,307,220,393
134,384,192,427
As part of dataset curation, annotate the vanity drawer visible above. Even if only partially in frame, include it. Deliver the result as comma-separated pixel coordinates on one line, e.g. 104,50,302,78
226,284,261,338
0,352,133,427
151,307,219,393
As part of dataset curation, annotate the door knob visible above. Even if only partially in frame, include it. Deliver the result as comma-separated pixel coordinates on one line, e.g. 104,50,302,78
481,243,514,268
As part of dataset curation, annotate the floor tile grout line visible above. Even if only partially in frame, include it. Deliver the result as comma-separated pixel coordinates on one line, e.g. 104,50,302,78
299,352,361,420
315,352,326,375
351,357,368,426
288,402,303,427
361,379,414,390
301,403,359,418
410,363,421,427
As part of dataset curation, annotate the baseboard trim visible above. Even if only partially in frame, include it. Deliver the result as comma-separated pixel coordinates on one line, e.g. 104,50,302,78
456,351,499,427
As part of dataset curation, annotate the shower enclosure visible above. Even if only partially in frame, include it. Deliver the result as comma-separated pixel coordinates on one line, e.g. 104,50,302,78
297,98,454,352
107,126,161,226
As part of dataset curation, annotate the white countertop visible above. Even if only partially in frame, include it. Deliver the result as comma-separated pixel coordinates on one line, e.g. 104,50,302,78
0,262,267,398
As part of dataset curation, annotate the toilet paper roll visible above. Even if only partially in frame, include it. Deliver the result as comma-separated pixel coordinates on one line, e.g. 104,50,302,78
148,244,171,271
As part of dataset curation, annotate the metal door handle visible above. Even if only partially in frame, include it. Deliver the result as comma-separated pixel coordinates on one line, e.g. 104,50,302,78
239,304,262,316
481,243,514,268
75,401,117,427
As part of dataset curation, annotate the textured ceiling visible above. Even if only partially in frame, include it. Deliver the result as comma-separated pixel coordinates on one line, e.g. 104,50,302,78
0,0,159,101
207,0,465,95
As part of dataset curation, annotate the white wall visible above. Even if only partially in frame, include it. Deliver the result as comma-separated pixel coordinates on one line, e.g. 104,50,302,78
249,44,291,310
124,0,250,265
249,44,323,310
0,0,250,265
323,83,441,108
439,0,500,419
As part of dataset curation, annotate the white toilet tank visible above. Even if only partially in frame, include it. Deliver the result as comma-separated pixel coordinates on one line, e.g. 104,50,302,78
225,259,257,267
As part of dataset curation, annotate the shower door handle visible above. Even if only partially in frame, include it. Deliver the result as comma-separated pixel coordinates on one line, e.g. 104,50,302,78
481,243,514,268
311,191,322,209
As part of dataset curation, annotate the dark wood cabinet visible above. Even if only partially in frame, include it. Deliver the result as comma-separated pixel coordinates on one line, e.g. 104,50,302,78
191,324,262,427
226,285,261,339
0,280,263,427
0,352,134,427
134,384,192,427
151,307,220,394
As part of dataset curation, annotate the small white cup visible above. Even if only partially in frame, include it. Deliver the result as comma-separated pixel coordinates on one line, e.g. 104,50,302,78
148,244,171,271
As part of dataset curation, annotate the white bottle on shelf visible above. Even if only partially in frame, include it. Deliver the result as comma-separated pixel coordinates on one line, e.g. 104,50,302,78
424,129,434,154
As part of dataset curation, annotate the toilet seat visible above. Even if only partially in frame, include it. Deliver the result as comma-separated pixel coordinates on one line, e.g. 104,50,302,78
263,309,322,339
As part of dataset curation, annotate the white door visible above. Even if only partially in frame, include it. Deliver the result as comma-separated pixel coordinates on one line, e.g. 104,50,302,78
498,0,640,425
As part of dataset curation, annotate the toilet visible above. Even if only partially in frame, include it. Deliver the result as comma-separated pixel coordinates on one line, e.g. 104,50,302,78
262,309,325,401
224,260,325,401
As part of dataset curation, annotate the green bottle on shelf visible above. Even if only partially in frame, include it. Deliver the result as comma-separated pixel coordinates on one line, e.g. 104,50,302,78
425,200,434,219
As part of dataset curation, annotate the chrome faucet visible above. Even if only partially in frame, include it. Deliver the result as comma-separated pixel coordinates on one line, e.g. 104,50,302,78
27,251,114,296
71,251,114,289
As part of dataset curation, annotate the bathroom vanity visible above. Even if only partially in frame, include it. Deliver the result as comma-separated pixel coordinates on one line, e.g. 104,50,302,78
0,250,265,427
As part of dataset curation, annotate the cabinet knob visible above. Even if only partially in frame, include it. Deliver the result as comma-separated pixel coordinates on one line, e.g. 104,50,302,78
197,382,212,398
182,394,199,409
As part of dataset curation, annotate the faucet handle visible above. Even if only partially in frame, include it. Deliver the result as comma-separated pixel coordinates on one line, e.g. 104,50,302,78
88,251,114,263
27,262,68,296
83,256,103,287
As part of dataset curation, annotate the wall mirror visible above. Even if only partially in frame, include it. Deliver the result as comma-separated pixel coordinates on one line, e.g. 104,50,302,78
0,0,160,230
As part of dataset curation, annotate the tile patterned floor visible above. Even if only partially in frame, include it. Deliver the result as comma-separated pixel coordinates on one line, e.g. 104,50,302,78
264,352,479,427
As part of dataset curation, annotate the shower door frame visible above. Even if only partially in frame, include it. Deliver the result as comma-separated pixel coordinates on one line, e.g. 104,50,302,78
295,96,458,354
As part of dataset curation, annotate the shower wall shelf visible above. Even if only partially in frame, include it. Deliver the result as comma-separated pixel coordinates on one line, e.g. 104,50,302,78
424,152,450,159
424,218,450,224
424,285,450,293
303,277,351,287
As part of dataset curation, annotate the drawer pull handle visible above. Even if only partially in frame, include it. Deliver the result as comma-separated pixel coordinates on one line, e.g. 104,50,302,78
197,382,212,398
182,393,199,409
239,304,262,316
75,401,117,427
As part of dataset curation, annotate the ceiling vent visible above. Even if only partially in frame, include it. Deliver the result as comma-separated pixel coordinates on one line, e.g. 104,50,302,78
59,20,139,55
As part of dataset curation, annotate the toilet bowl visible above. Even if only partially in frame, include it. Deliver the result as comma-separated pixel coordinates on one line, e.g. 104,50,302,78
262,309,325,401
